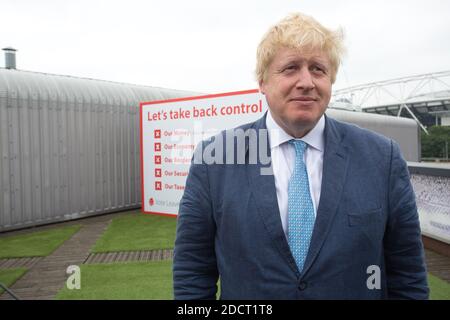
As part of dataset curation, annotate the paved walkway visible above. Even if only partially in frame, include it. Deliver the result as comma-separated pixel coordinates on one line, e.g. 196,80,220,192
0,219,110,300
84,249,173,264
0,210,174,300
0,210,449,299
425,249,450,283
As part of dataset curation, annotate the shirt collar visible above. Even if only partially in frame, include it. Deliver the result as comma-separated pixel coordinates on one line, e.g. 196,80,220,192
265,110,325,152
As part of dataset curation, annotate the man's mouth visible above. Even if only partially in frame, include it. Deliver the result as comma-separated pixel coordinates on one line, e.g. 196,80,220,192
289,96,317,102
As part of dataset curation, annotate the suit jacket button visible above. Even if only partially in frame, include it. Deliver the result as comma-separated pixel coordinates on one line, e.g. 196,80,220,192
298,281,307,290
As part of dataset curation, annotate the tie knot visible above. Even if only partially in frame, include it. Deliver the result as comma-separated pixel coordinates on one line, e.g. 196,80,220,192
289,139,307,157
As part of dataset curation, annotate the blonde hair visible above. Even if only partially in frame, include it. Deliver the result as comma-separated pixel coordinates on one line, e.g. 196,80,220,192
256,13,345,84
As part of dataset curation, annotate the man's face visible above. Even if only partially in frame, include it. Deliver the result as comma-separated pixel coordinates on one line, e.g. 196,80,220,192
259,47,332,138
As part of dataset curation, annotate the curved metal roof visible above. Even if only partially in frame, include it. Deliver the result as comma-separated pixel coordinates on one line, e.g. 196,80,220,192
0,68,198,106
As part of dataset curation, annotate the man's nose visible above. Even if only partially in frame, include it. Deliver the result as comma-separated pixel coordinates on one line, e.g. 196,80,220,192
295,67,315,90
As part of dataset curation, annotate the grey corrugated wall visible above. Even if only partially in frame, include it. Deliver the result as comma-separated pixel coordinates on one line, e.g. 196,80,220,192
326,109,420,162
0,69,197,231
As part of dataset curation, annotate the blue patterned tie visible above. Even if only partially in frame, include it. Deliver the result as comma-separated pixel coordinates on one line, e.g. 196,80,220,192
288,140,315,272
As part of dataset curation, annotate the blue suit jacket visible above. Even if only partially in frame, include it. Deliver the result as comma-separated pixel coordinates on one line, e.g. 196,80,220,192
173,114,429,299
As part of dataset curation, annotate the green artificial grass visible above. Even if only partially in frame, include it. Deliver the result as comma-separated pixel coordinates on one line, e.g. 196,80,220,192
429,273,450,300
52,259,449,300
0,225,81,258
55,261,173,300
91,213,176,253
0,268,27,295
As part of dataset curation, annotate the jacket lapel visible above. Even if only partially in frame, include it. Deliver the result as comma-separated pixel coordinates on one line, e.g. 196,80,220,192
301,116,349,276
246,114,299,275
245,114,350,277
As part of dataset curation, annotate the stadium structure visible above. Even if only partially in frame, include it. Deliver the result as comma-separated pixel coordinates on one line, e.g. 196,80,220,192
330,70,450,133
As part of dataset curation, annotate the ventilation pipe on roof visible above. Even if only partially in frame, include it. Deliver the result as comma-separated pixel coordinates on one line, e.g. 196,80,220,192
3,47,17,69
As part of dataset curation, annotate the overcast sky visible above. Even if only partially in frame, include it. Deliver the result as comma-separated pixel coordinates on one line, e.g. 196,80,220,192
2,0,450,93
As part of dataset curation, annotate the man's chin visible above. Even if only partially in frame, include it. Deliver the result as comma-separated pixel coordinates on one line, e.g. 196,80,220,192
289,115,319,129
280,118,318,138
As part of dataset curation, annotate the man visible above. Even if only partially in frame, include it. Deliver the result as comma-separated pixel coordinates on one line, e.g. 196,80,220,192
173,13,429,299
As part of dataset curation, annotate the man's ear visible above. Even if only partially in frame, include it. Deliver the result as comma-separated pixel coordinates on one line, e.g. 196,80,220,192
258,80,266,95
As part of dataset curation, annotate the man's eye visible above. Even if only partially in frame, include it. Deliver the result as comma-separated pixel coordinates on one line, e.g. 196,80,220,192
311,65,325,73
283,65,297,72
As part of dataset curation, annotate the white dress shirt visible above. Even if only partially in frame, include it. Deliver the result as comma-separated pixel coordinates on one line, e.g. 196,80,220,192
265,111,325,238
